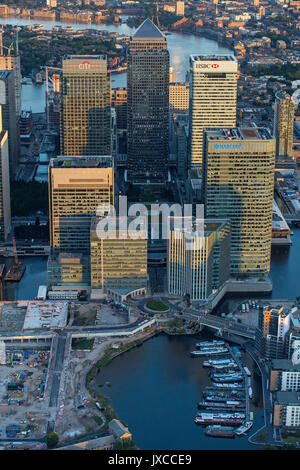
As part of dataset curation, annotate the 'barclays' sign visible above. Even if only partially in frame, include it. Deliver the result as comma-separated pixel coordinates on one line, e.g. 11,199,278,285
214,143,244,150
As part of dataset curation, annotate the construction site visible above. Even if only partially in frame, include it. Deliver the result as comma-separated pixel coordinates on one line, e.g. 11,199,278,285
0,348,50,439
0,292,154,446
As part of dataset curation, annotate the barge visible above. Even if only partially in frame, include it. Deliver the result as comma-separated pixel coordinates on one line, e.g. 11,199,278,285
205,425,235,438
195,412,245,426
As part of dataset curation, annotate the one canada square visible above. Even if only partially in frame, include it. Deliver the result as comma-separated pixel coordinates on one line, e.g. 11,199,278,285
127,19,169,183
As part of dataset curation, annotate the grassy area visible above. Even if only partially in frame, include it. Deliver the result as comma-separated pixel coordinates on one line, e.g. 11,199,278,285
72,338,95,350
256,430,267,442
146,300,169,312
282,435,300,444
92,415,103,428
282,430,300,444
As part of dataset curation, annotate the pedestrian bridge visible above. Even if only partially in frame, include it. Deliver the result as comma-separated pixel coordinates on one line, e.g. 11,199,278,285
180,312,258,340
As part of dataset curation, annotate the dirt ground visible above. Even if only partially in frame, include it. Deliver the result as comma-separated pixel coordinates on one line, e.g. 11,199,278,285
0,349,50,438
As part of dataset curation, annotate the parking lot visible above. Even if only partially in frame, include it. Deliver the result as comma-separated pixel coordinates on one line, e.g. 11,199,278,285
231,300,260,328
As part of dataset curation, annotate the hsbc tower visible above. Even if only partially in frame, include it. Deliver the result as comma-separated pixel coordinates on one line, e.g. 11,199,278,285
188,55,238,168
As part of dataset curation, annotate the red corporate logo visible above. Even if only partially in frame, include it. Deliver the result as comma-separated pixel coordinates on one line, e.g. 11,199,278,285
211,63,219,69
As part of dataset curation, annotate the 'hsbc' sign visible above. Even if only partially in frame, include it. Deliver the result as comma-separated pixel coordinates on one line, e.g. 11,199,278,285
196,63,221,69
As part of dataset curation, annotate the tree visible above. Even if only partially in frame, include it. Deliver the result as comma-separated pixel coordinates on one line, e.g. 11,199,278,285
46,432,59,449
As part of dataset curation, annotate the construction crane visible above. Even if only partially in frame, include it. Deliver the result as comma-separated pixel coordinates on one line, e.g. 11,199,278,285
42,66,62,130
151,3,161,30
0,25,15,56
12,237,19,267
4,237,26,282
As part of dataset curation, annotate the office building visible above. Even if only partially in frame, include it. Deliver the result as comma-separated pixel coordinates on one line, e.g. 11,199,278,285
169,67,175,83
127,18,169,183
167,217,230,301
169,82,189,113
274,90,295,161
0,111,11,241
188,55,238,167
259,305,291,360
0,70,19,175
90,216,148,290
47,252,90,288
0,45,22,117
176,1,185,16
273,391,300,427
171,113,188,180
60,55,111,156
48,156,114,252
203,127,275,275
111,87,127,132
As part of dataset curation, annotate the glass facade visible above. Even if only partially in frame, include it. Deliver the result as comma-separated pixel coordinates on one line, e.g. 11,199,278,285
203,127,275,274
127,19,169,183
60,55,111,156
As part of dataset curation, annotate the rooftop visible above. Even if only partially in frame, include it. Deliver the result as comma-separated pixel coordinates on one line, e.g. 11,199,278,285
170,217,229,236
272,359,300,371
63,55,106,61
133,18,165,39
205,127,273,142
22,301,68,330
190,54,236,62
50,155,113,168
276,391,300,405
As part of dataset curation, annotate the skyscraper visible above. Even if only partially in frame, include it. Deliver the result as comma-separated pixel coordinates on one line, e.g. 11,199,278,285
203,127,275,275
48,155,114,251
169,82,189,113
274,90,295,161
0,70,19,176
90,216,148,290
0,39,22,117
0,109,11,241
60,55,111,156
188,55,238,168
127,18,169,183
167,217,230,300
259,305,290,359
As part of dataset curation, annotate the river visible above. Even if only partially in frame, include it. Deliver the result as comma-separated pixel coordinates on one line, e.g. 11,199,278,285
11,16,233,112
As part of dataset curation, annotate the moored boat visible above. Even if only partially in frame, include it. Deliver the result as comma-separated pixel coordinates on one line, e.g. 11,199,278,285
235,421,253,436
190,346,228,357
196,340,225,349
212,382,244,389
195,412,245,426
205,425,235,438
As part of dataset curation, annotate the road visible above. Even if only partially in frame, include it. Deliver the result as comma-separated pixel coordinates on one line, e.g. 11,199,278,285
246,343,282,447
49,332,67,408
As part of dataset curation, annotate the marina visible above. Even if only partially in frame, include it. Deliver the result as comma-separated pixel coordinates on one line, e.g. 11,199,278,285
193,341,253,437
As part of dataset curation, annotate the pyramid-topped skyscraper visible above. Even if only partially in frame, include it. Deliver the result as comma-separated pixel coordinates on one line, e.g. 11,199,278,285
133,17,165,39
127,18,169,183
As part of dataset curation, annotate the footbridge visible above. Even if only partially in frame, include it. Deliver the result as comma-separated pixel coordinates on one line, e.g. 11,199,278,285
180,311,258,340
